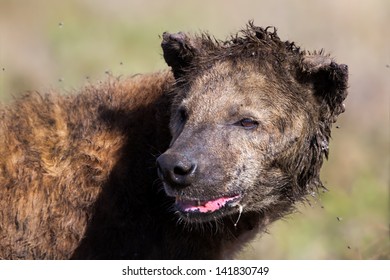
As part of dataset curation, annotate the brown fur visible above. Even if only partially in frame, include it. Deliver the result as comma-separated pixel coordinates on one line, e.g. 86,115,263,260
0,23,348,259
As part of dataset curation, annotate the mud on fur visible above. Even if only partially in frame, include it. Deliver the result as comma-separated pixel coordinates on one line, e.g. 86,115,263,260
0,22,348,259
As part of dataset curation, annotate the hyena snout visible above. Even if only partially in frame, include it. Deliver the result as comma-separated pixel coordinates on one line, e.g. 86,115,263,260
156,152,197,188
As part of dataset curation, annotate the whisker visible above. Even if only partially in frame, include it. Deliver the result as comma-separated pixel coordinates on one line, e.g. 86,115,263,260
234,204,244,227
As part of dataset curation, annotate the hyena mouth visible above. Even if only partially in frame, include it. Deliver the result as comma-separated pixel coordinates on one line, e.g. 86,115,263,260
174,194,242,220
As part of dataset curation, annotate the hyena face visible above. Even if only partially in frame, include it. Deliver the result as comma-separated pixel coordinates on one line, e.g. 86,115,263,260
158,61,307,222
157,25,348,224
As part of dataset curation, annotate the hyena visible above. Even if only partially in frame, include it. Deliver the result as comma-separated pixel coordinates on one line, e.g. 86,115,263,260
0,23,348,259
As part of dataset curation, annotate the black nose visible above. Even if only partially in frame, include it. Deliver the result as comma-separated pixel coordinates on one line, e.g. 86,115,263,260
156,153,197,188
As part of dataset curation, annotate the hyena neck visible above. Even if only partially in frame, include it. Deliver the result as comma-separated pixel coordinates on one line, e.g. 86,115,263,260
163,211,269,259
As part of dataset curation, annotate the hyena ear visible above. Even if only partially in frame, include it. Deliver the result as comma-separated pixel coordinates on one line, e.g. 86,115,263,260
161,32,198,79
300,53,349,123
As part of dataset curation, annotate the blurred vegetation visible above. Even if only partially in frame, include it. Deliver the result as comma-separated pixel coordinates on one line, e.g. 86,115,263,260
0,0,388,259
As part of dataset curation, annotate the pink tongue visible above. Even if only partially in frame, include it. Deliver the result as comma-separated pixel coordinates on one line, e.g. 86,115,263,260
177,195,239,213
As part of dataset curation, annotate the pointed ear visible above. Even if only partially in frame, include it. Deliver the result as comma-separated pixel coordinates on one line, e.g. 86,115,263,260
161,32,197,79
301,53,348,122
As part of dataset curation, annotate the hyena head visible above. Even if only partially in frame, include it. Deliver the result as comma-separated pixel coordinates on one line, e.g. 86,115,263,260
157,23,348,224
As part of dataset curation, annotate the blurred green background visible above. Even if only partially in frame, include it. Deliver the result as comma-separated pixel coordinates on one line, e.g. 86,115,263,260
0,0,388,259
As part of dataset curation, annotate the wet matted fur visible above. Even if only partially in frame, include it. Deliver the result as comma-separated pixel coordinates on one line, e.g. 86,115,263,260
0,23,348,259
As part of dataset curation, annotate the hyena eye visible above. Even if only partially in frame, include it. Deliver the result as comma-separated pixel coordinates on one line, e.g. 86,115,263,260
178,108,188,123
236,118,259,130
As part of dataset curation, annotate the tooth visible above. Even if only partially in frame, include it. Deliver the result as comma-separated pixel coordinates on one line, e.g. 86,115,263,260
197,200,200,206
